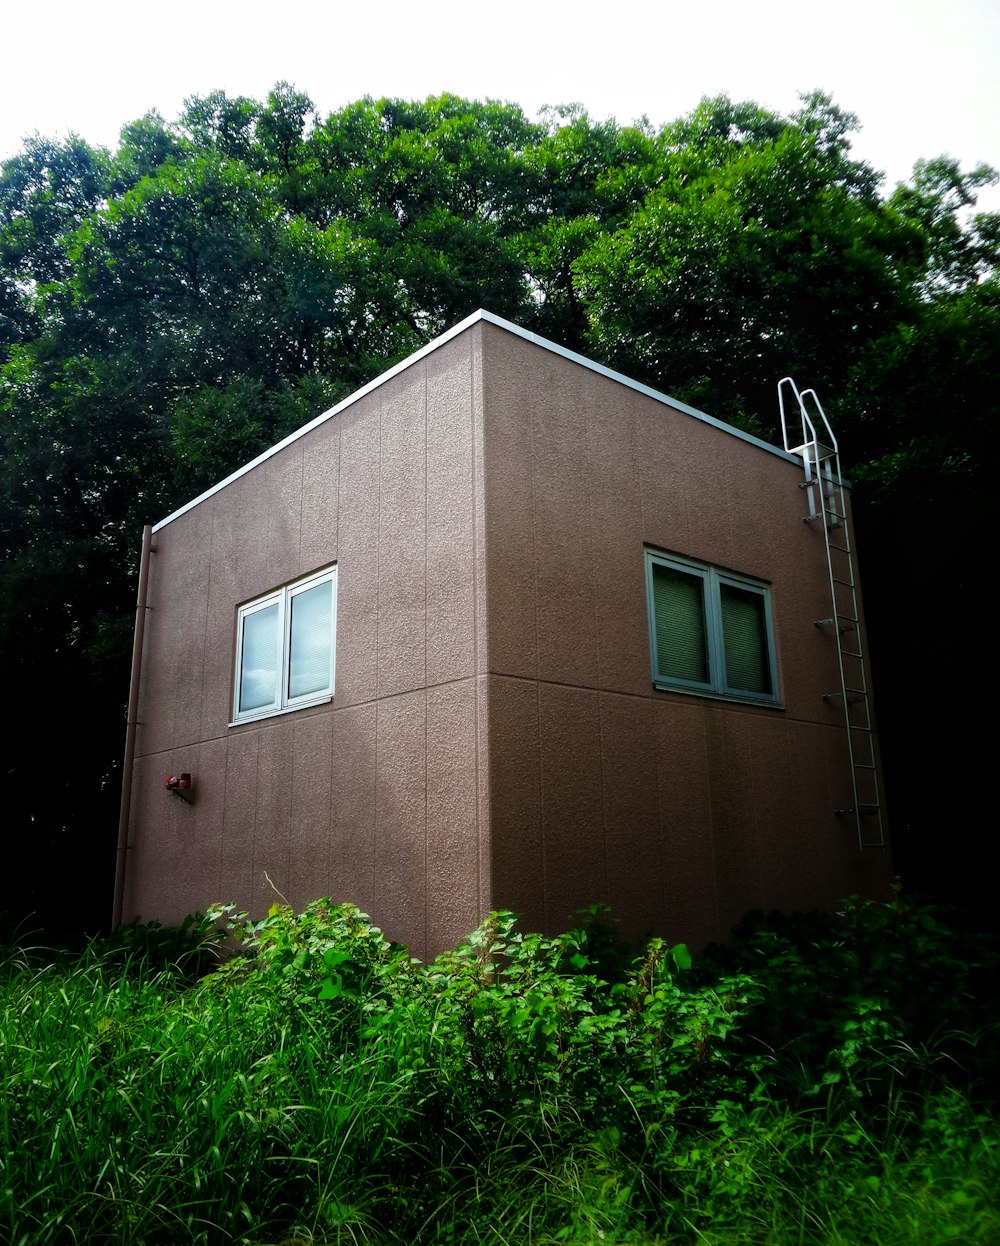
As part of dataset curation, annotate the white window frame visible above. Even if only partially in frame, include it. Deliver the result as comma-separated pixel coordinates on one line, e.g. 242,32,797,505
231,565,337,725
645,549,779,706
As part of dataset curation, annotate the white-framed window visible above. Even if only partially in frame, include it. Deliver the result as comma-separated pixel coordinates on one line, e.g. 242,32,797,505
232,566,337,724
645,549,778,705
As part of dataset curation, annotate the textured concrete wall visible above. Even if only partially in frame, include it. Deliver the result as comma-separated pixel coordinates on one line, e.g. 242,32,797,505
478,322,890,949
124,332,490,960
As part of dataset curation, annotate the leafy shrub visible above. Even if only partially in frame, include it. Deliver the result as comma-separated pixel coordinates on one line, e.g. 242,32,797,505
2,894,998,1245
705,892,1000,1102
97,910,222,981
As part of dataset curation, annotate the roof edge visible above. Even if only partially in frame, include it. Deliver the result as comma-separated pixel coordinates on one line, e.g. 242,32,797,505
152,309,806,532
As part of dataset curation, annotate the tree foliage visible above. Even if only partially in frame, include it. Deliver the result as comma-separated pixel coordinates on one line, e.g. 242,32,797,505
1,85,996,931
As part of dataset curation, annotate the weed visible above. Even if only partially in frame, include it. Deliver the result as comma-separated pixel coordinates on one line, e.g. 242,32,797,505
1,896,997,1244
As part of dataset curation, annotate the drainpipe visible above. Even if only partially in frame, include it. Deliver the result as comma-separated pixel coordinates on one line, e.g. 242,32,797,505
112,524,153,930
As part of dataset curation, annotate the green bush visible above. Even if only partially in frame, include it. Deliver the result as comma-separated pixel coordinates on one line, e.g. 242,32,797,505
705,893,1000,1101
1,895,998,1245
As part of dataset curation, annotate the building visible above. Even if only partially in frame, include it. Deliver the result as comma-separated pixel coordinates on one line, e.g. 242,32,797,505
114,310,891,958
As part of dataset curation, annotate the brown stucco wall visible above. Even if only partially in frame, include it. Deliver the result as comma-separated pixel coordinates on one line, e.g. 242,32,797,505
123,331,491,960
478,322,890,948
122,314,891,960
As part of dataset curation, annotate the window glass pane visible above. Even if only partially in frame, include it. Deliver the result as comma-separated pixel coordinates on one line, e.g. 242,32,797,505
720,584,771,694
652,564,708,683
288,579,332,699
239,603,279,711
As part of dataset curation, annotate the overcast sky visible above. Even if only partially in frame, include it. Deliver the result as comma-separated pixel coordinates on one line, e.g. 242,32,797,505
2,0,998,210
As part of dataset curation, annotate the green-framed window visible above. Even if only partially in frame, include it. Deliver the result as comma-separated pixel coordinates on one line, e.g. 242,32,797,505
645,550,778,704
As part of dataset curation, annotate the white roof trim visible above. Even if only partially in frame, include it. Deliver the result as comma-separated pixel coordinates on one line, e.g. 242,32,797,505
152,308,804,532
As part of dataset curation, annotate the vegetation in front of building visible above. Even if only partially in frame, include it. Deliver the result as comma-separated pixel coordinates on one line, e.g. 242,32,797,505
2,893,998,1244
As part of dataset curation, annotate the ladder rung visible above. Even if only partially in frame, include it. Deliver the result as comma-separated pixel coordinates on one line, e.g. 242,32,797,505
824,692,866,704
815,618,857,634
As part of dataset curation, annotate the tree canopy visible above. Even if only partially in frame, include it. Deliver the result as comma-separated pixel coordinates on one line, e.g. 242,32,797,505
2,85,996,932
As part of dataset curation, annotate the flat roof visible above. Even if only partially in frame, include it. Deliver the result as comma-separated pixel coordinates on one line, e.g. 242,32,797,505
152,308,804,532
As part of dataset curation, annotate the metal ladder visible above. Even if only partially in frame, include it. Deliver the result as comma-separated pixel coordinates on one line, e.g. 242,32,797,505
778,378,885,850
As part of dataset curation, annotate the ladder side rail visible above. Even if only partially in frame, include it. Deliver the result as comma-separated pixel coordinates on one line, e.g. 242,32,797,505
798,400,823,521
826,510,884,846
779,377,823,520
777,376,804,454
802,387,846,529
821,489,866,849
779,377,885,849
800,388,840,457
802,392,884,849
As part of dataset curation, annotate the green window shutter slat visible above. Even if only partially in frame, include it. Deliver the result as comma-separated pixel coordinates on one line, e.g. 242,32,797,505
652,564,708,683
720,583,771,695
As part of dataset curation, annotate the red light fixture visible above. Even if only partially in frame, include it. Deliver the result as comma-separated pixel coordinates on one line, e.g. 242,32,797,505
164,773,194,803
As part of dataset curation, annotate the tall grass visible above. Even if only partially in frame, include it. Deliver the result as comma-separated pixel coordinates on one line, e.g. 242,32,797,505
2,898,998,1245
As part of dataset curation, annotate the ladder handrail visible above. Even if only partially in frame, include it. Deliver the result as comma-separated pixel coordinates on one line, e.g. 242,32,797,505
778,376,840,457
778,377,884,851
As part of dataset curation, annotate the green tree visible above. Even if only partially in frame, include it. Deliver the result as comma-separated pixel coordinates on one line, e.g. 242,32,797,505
0,135,110,359
573,94,926,433
1,86,997,933
519,105,659,349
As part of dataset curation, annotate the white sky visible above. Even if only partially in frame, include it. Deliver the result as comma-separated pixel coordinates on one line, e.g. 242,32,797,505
2,0,998,210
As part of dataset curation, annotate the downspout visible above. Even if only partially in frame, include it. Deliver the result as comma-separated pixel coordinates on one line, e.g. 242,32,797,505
112,524,153,929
